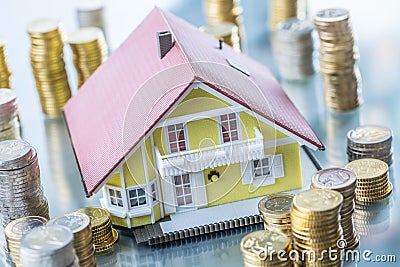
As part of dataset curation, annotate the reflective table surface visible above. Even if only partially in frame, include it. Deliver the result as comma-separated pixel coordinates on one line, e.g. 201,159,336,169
0,0,399,266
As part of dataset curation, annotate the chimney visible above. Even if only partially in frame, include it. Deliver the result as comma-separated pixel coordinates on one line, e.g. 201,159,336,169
157,30,174,59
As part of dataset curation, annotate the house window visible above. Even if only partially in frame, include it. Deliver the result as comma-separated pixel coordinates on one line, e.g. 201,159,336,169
174,174,193,206
108,188,124,207
167,123,187,153
127,187,147,208
220,113,239,143
150,181,157,202
253,157,273,178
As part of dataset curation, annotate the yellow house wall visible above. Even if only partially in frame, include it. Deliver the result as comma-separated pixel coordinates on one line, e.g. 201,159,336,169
106,171,121,187
153,128,167,156
167,88,231,118
110,215,128,228
145,137,156,181
187,117,221,150
205,142,302,207
153,203,162,222
123,147,146,187
130,215,152,228
239,111,288,141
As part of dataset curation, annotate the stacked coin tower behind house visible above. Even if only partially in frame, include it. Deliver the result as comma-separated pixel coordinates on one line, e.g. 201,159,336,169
0,140,49,227
269,0,298,29
0,89,21,141
27,18,72,118
0,39,12,88
314,8,362,112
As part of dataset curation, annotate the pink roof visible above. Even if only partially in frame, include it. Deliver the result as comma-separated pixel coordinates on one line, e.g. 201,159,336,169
63,7,324,196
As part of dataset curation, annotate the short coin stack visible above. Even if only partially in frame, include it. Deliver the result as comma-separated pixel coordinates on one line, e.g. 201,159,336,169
240,230,292,267
269,0,298,29
77,0,107,36
274,18,314,80
0,89,20,141
200,23,241,51
291,189,343,266
203,0,244,41
27,18,72,118
314,8,362,112
77,207,119,253
4,216,48,267
20,225,79,267
68,27,108,88
345,158,392,203
311,168,359,250
48,212,97,267
347,125,393,166
0,139,49,227
0,39,12,88
258,193,293,237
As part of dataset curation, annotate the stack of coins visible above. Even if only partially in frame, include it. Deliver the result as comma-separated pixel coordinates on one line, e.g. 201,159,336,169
240,230,292,267
0,139,49,227
0,39,12,88
291,189,343,266
4,216,48,267
76,0,106,36
347,125,393,166
76,207,119,253
274,18,314,80
311,168,359,250
345,158,392,203
258,193,293,237
314,8,362,112
269,0,298,29
203,0,244,40
20,225,79,267
48,212,97,267
27,18,72,118
0,89,20,141
200,23,241,51
68,27,108,88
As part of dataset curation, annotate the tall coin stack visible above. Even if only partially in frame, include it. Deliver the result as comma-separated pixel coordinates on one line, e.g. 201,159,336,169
48,212,97,267
240,230,292,267
0,139,49,227
345,158,392,203
203,0,244,41
291,189,343,266
27,18,72,118
314,8,362,112
269,0,298,29
274,18,314,80
347,125,393,166
77,207,119,253
20,225,79,267
311,168,359,250
200,23,241,51
77,0,107,37
0,39,12,88
68,27,108,88
0,89,20,141
5,216,48,267
258,193,293,237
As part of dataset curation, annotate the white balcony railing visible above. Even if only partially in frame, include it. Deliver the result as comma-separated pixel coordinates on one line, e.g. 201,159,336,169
155,127,264,177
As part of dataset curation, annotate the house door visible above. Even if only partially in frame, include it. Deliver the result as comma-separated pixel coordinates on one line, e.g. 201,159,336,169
173,174,194,210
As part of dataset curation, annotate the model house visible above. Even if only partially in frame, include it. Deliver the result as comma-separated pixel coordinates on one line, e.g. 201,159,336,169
63,7,323,243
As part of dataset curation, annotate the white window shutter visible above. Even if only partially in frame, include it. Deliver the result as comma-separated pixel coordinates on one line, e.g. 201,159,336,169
191,172,208,207
161,176,176,214
241,161,253,184
273,154,284,178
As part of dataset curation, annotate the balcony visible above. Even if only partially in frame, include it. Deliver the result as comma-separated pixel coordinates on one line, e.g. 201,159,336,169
155,127,264,177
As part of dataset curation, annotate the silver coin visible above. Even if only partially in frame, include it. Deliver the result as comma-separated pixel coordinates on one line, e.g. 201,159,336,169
48,212,90,234
348,125,392,144
312,168,356,190
0,140,32,170
315,8,350,23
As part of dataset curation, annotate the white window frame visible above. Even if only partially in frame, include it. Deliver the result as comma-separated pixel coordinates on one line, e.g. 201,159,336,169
165,123,190,154
149,179,159,205
126,186,149,209
241,154,284,187
219,112,240,144
106,185,124,209
173,173,194,208
252,155,273,179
